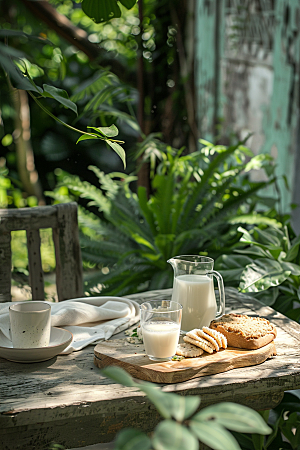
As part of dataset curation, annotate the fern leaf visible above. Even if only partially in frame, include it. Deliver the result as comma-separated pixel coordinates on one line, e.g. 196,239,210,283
200,180,274,240
178,142,246,226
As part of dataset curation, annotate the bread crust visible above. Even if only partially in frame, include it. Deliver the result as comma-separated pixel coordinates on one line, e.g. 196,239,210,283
209,314,277,350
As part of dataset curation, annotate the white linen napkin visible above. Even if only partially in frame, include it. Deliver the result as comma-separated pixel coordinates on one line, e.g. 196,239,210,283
0,296,140,354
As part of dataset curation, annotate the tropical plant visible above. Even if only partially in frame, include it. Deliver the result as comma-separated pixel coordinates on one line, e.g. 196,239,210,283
215,224,300,321
80,0,137,23
0,28,126,167
1,0,202,199
71,67,140,141
233,390,300,450
47,138,276,296
100,365,271,450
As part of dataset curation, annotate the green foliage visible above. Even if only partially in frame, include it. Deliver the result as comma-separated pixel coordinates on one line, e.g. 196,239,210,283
48,138,275,296
0,27,126,167
82,0,137,24
0,160,38,208
11,229,55,274
72,69,140,138
232,391,300,450
215,224,300,320
114,428,151,450
101,366,271,450
0,164,56,294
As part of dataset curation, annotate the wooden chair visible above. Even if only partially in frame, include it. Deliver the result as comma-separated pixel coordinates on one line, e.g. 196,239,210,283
0,202,83,302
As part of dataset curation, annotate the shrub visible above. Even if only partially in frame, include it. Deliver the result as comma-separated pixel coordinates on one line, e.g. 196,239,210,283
48,138,275,296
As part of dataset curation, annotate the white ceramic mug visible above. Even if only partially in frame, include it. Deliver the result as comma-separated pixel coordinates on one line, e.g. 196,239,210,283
9,301,51,348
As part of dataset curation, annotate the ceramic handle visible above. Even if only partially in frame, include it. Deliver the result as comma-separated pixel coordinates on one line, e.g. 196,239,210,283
208,270,225,319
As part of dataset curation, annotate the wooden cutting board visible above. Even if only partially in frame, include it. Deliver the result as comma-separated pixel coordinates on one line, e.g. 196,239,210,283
94,339,277,384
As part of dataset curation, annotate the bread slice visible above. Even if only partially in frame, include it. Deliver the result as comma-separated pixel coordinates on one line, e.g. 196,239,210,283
209,314,277,349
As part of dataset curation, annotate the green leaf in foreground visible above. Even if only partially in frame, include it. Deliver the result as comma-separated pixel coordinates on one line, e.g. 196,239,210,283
189,421,241,450
102,367,200,422
114,428,151,450
153,420,198,450
100,366,137,387
140,386,201,421
193,402,272,434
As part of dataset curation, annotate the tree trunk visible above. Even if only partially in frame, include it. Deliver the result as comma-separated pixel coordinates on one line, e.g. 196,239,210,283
10,87,45,204
136,0,150,196
170,0,198,152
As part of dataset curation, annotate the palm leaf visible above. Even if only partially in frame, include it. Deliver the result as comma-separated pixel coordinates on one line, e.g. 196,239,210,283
186,177,234,231
80,235,134,266
206,180,275,227
106,191,157,250
138,186,157,235
150,172,175,234
178,143,244,226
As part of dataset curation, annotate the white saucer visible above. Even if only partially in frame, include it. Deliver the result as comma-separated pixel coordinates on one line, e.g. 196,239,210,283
0,327,73,363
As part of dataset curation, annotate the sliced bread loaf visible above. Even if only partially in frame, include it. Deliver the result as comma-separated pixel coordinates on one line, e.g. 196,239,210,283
209,313,277,349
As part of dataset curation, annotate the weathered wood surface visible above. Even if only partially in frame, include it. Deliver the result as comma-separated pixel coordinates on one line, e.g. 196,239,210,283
26,229,44,300
0,232,11,302
94,340,277,384
53,203,83,301
0,204,59,232
1,288,300,450
0,203,83,302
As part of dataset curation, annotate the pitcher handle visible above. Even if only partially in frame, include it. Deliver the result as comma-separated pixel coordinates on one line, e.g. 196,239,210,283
207,270,225,319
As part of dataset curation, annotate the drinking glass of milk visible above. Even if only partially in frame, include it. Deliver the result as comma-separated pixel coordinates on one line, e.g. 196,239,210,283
168,255,225,333
140,300,182,361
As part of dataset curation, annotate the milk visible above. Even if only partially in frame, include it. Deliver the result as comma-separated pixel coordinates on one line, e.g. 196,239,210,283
142,320,180,359
172,274,217,331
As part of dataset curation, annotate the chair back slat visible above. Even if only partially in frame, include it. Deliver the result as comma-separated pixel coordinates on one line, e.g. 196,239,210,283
0,233,12,302
0,206,58,232
53,203,83,301
26,229,45,300
0,202,83,302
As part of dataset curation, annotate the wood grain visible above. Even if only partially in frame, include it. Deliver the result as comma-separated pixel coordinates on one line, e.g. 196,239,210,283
94,339,277,383
0,232,12,302
0,204,58,232
53,203,83,301
0,202,83,303
26,229,44,300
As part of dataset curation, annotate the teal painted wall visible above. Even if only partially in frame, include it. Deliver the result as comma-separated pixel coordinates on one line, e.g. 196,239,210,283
195,0,300,215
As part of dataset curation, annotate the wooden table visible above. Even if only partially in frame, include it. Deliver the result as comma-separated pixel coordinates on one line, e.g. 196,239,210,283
1,288,300,450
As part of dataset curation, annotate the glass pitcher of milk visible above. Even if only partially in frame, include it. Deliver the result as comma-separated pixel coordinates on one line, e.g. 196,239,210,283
167,255,225,332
